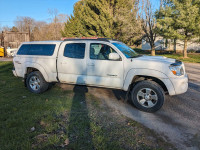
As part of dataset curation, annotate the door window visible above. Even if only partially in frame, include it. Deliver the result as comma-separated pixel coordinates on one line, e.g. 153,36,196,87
90,43,118,60
64,43,85,59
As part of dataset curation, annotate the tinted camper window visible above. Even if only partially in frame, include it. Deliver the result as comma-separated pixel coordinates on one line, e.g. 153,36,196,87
17,44,56,56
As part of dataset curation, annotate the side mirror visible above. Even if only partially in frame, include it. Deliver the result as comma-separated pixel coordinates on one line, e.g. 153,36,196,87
109,53,121,61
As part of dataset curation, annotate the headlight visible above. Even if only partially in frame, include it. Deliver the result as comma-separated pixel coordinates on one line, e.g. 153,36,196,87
169,65,184,76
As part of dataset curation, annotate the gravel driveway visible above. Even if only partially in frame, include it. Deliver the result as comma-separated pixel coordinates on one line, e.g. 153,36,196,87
0,57,13,61
87,63,200,150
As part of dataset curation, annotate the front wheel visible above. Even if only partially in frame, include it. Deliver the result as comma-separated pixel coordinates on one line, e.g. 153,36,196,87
26,71,49,94
131,80,165,112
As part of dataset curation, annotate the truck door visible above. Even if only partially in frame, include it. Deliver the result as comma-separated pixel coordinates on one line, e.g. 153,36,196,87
57,41,87,84
86,42,124,89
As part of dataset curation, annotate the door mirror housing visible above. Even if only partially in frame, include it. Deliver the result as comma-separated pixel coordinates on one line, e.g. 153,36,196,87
109,53,121,61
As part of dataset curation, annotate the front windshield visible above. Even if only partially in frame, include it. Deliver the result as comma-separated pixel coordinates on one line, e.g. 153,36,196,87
112,42,139,58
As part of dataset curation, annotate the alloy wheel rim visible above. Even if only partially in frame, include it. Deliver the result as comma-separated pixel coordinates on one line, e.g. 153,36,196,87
137,88,158,108
29,76,41,91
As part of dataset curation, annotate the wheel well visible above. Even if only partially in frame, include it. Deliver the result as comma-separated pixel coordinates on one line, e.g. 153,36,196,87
26,67,39,77
131,75,168,94
23,67,39,87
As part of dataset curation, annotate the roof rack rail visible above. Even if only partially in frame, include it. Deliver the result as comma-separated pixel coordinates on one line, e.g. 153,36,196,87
110,39,121,42
97,38,112,41
97,38,121,42
62,37,119,42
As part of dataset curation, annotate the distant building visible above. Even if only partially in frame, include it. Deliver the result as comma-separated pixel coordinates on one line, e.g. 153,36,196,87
142,36,200,52
0,31,30,49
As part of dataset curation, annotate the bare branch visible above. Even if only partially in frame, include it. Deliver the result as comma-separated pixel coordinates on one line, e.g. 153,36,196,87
139,0,157,55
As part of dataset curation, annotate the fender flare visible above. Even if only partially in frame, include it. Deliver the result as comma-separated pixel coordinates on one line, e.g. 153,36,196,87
123,68,171,91
23,62,49,82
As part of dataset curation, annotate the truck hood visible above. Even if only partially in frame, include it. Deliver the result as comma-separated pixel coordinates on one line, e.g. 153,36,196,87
133,55,176,65
128,55,178,75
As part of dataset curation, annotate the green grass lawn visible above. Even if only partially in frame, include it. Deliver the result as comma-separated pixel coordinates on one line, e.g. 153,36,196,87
158,53,200,63
0,62,174,150
134,49,200,63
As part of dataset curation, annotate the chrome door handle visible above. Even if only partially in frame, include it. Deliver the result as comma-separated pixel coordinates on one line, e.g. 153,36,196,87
107,74,117,77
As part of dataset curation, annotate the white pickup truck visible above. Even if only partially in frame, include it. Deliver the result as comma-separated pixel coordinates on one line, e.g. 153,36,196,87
12,38,188,112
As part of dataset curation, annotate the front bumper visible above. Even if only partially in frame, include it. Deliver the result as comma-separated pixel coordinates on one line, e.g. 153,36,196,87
170,74,188,95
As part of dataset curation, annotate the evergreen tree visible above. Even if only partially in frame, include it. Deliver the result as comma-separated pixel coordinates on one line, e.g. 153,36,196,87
156,0,200,58
11,26,18,32
62,0,142,44
62,0,87,37
114,0,142,44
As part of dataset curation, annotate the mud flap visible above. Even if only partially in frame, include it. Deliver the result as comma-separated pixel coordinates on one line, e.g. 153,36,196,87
124,85,131,103
24,75,27,87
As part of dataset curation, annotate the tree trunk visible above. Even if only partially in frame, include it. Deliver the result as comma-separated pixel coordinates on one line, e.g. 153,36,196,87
183,39,188,58
174,39,177,53
151,44,156,56
151,48,155,56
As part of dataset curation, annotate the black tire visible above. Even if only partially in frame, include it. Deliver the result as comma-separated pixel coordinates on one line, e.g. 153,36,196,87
26,71,49,94
131,80,165,112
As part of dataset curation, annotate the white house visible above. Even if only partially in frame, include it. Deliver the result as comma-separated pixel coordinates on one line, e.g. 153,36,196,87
142,37,200,52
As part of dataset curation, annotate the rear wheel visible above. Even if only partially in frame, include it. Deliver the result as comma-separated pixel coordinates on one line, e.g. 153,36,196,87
26,71,49,94
131,80,165,112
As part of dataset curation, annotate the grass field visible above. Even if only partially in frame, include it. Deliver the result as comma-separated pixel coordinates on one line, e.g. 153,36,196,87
134,49,200,63
158,53,200,63
0,62,174,150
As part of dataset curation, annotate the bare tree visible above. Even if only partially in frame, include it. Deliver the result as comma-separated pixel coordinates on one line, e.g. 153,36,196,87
57,14,69,30
32,21,48,41
140,0,157,56
0,24,2,32
47,9,69,40
1,26,11,32
8,10,68,41
48,8,59,40
15,17,35,32
14,16,36,41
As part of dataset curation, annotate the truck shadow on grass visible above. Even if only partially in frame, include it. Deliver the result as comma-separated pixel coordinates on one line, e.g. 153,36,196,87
67,85,95,149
